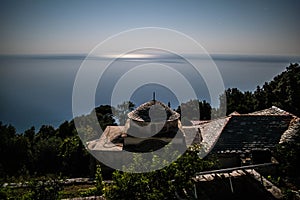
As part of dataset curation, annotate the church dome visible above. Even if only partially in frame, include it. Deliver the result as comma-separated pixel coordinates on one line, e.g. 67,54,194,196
127,100,180,122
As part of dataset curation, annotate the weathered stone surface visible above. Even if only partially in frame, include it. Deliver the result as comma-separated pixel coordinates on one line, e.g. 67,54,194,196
212,115,292,152
86,105,299,157
127,100,180,122
280,117,300,143
188,106,299,154
87,126,124,151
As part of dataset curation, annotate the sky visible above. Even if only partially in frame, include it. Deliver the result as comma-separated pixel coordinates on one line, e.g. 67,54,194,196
0,0,300,132
0,0,299,56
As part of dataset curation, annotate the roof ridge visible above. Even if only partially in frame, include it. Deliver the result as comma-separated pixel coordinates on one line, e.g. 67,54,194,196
246,106,296,116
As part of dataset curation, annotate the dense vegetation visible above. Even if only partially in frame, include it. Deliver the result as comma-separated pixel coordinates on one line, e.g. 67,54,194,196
105,145,218,199
175,63,300,120
0,63,299,199
221,63,300,116
0,105,117,180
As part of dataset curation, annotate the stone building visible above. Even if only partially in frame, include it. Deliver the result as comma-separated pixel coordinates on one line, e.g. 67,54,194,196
124,100,185,152
87,104,299,167
87,99,185,153
187,106,300,167
86,103,299,197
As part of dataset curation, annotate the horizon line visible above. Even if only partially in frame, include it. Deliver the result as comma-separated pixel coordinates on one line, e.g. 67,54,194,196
0,53,299,63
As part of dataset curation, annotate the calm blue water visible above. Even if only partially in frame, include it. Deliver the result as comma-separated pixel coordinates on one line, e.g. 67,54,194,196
0,55,295,132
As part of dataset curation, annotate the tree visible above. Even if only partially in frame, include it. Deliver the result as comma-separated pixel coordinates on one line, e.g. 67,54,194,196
32,136,62,175
59,136,90,177
74,105,117,142
24,126,35,142
253,86,265,111
224,88,254,114
115,101,135,125
104,145,217,199
36,125,56,141
95,105,117,129
176,99,212,122
0,123,31,177
221,63,300,116
199,100,212,120
274,125,300,187
57,121,73,139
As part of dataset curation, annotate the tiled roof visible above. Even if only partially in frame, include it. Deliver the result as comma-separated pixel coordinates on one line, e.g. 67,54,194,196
127,100,180,122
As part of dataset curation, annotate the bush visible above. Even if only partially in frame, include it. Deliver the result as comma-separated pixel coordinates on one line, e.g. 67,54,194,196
104,145,217,199
26,177,63,200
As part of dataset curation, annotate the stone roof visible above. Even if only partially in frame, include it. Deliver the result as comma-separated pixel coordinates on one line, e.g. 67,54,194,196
211,115,292,152
190,120,210,126
193,169,284,199
87,126,124,151
86,106,299,155
280,117,300,143
127,100,180,122
198,117,230,153
247,106,295,117
186,106,299,154
184,117,230,154
228,111,240,116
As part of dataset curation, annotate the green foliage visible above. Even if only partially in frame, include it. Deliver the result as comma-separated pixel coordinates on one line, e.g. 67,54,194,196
78,165,104,197
32,136,62,175
0,187,8,200
59,136,90,177
223,88,255,114
176,99,212,121
75,105,117,143
25,177,63,200
0,104,116,180
0,123,31,177
95,105,117,129
115,101,135,125
269,128,300,191
267,175,282,186
57,121,74,139
282,189,297,200
104,145,217,200
223,63,300,116
1,177,63,200
274,142,300,185
95,165,104,195
79,187,98,197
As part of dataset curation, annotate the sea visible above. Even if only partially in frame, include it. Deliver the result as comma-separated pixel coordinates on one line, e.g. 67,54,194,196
0,54,298,132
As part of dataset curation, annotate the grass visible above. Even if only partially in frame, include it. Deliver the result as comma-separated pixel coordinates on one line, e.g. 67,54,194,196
1,183,98,199
59,184,96,199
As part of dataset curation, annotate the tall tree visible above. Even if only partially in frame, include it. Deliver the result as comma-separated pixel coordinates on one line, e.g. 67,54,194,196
115,101,135,125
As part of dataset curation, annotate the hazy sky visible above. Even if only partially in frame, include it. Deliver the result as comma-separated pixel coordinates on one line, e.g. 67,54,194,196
1,0,299,56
